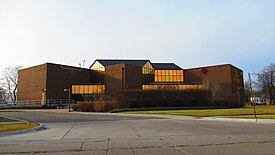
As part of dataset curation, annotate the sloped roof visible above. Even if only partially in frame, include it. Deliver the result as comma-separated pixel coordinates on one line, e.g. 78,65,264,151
152,63,183,70
92,59,150,67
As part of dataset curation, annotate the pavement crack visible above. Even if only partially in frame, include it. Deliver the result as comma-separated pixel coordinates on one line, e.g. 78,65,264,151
25,141,31,145
61,122,77,140
174,146,193,155
80,141,85,151
132,148,136,155
161,137,192,155
126,124,141,137
106,138,110,155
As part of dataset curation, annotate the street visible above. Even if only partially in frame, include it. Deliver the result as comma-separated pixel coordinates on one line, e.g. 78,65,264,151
1,110,275,155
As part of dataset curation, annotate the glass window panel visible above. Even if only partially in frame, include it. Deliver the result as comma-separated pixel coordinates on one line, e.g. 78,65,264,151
98,85,101,93
79,86,83,94
161,75,165,82
157,70,160,75
72,86,75,94
179,76,182,82
172,75,175,82
172,70,175,75
76,86,80,94
89,86,92,93
165,75,169,82
84,86,88,94
155,76,158,82
169,70,172,75
101,85,105,93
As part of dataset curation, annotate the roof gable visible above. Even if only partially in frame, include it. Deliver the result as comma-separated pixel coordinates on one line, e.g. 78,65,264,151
92,59,150,67
152,63,183,70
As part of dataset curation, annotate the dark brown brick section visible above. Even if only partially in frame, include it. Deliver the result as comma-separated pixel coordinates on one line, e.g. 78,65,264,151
184,64,244,105
17,63,101,101
104,63,142,97
46,63,100,99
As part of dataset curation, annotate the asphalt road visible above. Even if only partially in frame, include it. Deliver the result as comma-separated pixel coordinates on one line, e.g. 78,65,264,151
1,110,275,155
0,110,163,123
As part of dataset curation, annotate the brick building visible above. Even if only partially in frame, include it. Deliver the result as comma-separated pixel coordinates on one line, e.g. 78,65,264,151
17,59,244,106
184,64,244,105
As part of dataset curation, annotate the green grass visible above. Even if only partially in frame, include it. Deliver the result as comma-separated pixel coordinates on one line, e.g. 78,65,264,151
120,105,275,119
0,117,19,122
0,123,38,132
110,106,227,113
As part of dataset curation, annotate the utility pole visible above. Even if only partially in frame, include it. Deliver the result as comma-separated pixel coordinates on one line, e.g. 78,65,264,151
64,89,71,112
248,73,257,122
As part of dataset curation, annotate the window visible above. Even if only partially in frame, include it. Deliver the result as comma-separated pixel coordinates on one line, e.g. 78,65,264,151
154,70,184,83
142,84,206,90
142,61,154,74
90,61,105,72
72,85,105,94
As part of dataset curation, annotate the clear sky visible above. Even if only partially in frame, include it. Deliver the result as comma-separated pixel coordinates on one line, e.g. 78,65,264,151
0,0,274,80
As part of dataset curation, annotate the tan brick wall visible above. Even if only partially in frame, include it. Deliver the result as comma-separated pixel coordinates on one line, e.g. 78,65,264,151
17,64,47,101
18,63,101,101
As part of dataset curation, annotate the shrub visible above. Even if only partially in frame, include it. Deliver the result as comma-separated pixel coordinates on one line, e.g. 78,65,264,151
115,89,213,108
72,101,121,112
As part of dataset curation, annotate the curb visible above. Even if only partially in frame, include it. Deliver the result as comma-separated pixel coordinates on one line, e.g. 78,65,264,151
0,116,29,124
0,123,46,137
200,117,275,124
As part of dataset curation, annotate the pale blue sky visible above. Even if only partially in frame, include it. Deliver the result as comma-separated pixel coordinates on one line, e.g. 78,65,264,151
0,0,274,79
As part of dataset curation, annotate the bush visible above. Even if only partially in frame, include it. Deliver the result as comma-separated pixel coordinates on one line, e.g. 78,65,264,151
115,89,213,108
72,101,121,112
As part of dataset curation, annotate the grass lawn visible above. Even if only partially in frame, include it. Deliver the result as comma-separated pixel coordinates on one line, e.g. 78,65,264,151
121,106,275,119
0,123,38,132
0,117,19,122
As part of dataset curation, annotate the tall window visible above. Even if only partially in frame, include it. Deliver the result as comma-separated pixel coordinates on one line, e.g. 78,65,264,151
154,70,184,82
142,61,154,74
90,61,105,72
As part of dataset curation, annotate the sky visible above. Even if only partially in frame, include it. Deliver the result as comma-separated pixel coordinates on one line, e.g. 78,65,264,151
0,0,274,80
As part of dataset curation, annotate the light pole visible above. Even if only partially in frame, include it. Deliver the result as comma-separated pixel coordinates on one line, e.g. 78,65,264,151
41,88,46,106
64,88,71,112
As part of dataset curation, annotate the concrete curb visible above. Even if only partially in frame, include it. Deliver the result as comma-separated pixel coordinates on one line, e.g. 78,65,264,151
73,111,275,124
0,123,46,137
0,116,29,124
200,117,275,124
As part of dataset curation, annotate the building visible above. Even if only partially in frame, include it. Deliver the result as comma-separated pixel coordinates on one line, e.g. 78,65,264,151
184,64,244,105
17,59,244,106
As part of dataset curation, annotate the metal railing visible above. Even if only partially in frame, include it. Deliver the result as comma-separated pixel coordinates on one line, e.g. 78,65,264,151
0,99,76,109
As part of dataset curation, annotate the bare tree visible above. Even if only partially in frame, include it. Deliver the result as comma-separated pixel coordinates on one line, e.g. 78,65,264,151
1,66,22,102
0,87,6,101
255,63,275,104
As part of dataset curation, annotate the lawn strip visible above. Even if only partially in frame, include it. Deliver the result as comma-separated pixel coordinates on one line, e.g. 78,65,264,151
0,123,38,132
121,106,275,119
0,117,19,122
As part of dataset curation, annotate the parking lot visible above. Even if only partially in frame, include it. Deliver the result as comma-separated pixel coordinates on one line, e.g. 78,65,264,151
1,110,275,155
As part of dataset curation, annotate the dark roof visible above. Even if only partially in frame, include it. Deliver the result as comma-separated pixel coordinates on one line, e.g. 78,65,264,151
152,63,183,70
184,64,243,71
93,59,150,67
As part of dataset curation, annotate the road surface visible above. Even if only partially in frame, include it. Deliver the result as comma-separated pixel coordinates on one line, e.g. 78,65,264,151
0,110,275,155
